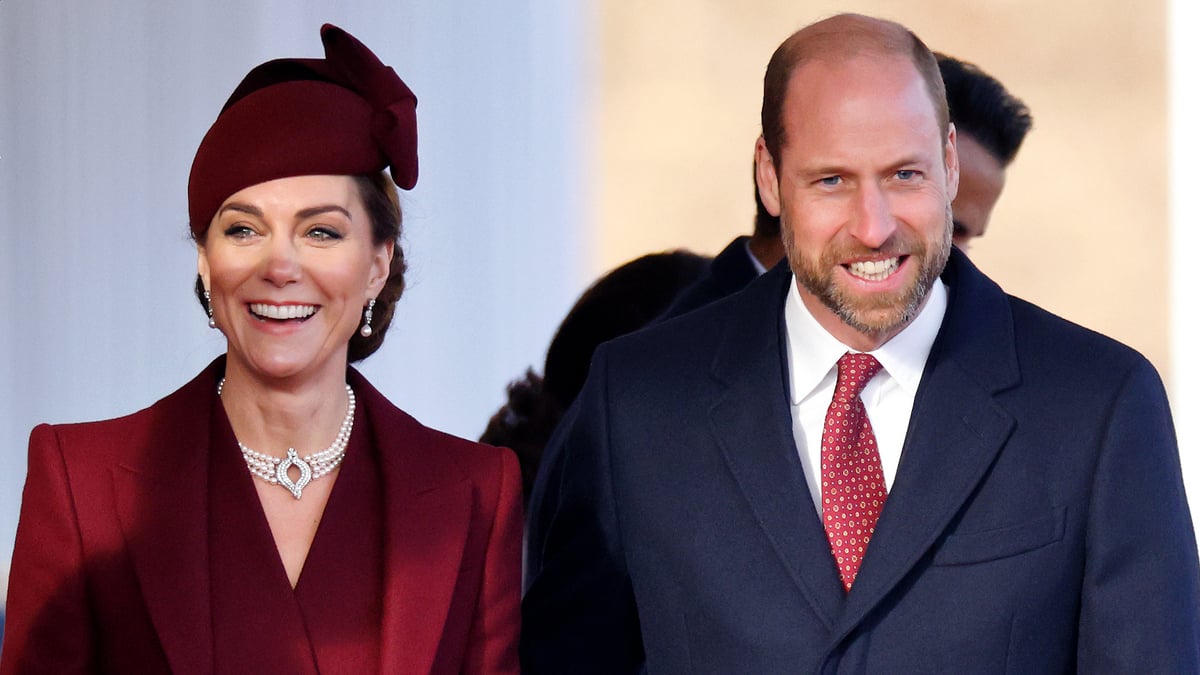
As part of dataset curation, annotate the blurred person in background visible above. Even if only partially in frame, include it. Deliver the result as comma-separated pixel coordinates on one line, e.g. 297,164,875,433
660,165,784,318
937,52,1033,253
481,250,709,501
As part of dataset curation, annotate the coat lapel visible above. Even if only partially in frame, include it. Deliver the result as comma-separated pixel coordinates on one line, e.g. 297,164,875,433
352,373,472,675
833,250,1022,638
709,266,846,630
112,361,221,675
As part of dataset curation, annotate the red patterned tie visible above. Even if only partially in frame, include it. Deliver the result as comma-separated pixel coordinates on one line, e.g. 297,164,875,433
821,352,886,592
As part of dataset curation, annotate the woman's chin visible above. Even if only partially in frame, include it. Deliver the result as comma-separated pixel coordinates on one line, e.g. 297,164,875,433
228,348,330,384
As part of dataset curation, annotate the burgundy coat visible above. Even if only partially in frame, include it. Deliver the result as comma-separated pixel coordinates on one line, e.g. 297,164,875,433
1,359,522,674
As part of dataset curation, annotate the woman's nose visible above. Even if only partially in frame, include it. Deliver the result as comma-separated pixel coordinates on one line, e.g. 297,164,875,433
261,235,302,286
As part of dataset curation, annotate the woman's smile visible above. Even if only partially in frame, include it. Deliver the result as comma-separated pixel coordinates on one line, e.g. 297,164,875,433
248,302,318,321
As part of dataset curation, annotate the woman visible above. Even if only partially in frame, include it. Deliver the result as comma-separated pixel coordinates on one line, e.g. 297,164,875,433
1,25,521,675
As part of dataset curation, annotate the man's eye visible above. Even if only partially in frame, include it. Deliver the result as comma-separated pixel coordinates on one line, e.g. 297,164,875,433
895,169,919,180
819,175,842,186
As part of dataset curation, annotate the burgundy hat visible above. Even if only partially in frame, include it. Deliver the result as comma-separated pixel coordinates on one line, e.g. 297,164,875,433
188,24,417,236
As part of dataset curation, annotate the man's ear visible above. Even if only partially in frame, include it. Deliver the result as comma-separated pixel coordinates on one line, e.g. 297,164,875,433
755,136,782,217
945,122,960,201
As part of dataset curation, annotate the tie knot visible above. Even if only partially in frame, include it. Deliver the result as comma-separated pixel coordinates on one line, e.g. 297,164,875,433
835,352,882,401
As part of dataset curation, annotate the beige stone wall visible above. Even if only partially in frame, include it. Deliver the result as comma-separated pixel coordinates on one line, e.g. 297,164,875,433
595,1,1169,378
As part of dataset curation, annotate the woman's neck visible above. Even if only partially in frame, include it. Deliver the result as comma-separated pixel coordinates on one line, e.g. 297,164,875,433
218,360,352,459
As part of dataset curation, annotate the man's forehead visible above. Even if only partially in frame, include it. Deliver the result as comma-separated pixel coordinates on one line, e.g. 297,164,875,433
776,56,946,165
788,51,918,87
783,54,930,122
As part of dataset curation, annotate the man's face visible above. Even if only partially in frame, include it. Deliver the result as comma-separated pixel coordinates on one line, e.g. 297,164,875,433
950,131,1006,254
756,53,958,351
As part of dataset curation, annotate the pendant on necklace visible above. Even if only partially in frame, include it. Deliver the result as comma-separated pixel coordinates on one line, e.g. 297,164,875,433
276,449,313,499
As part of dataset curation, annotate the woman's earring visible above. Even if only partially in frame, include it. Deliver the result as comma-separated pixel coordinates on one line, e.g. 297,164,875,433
360,299,376,337
204,289,217,329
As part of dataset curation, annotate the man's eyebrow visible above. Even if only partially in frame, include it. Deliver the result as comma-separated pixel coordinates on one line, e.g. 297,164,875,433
885,154,928,172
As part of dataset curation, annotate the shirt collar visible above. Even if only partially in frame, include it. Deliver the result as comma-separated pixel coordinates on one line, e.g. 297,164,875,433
784,275,948,405
744,238,768,276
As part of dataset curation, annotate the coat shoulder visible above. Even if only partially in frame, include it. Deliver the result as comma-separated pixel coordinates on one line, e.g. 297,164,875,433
942,251,1160,393
29,361,220,468
351,370,519,491
418,420,519,484
1007,294,1158,385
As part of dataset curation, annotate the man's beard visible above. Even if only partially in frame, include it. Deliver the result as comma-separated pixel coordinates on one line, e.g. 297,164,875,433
785,210,952,340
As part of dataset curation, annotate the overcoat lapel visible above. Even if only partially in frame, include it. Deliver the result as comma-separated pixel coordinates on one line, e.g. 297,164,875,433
113,362,220,675
833,251,1022,638
709,266,846,630
352,372,472,675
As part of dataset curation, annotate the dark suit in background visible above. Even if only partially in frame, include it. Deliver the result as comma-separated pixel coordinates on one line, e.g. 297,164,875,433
662,150,784,321
661,236,760,319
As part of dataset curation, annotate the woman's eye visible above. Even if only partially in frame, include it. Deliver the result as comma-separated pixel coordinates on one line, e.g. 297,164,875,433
223,224,256,239
307,227,343,242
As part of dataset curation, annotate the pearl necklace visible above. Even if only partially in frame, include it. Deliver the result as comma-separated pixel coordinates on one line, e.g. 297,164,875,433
217,378,355,500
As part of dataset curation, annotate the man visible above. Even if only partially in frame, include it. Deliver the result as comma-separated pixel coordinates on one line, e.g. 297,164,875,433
659,166,783,318
939,53,1032,252
521,13,1199,672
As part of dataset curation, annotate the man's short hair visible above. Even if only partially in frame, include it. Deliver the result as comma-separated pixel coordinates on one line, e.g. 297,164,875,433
761,14,948,165
937,53,1032,166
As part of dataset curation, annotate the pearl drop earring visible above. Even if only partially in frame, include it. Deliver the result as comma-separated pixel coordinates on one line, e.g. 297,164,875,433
360,299,376,337
204,289,217,329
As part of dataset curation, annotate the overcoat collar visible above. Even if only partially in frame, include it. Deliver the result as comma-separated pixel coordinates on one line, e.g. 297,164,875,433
352,370,474,675
708,249,1020,639
112,358,473,675
113,360,221,675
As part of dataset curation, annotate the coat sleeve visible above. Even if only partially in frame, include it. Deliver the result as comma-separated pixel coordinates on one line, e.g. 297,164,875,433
0,425,97,674
1076,358,1200,669
461,447,524,675
521,346,645,674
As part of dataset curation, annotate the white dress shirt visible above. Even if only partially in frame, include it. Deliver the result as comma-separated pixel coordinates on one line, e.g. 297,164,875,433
783,275,948,515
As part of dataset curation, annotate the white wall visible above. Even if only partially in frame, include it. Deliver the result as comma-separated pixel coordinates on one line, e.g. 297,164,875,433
0,0,592,597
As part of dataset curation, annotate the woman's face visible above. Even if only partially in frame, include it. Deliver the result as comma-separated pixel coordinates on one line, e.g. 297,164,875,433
198,175,392,386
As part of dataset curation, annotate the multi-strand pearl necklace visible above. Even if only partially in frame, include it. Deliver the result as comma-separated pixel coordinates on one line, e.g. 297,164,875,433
217,378,355,500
